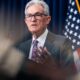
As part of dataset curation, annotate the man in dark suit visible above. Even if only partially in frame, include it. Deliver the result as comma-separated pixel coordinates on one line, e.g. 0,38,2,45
16,0,77,80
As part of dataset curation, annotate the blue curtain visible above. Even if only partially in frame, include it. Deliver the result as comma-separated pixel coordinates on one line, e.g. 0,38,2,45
0,0,68,41
45,0,68,34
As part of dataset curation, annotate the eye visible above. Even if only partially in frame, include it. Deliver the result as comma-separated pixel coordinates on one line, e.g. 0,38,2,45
26,14,33,18
35,13,47,16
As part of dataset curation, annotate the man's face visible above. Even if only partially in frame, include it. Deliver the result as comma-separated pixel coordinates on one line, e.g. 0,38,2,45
25,4,51,36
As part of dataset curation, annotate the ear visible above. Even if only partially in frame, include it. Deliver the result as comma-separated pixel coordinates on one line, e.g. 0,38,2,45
46,16,51,25
24,18,27,24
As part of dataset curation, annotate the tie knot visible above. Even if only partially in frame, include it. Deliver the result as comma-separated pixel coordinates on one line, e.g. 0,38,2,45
33,40,38,46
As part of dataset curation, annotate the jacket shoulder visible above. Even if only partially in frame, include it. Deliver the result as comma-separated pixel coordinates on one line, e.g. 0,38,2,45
15,39,31,56
47,31,72,48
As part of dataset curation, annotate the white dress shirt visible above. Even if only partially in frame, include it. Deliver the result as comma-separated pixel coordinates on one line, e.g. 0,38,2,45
28,28,48,59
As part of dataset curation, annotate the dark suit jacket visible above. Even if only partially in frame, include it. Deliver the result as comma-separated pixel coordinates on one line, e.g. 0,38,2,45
15,31,77,80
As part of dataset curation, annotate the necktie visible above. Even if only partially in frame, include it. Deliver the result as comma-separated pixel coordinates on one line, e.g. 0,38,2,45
31,40,38,61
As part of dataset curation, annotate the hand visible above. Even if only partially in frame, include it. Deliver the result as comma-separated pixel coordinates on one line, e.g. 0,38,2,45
0,35,14,66
34,46,57,65
36,47,49,63
25,47,67,80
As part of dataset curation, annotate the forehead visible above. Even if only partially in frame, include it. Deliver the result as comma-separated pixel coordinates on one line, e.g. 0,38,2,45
27,4,44,14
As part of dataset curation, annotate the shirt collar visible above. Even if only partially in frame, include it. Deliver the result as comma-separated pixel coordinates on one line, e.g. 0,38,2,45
32,28,48,47
37,28,48,41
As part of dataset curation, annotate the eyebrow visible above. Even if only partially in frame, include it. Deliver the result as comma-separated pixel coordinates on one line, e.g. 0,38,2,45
27,12,44,15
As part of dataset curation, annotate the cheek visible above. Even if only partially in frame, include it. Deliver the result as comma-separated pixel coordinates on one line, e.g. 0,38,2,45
26,22,31,29
37,22,46,31
38,19,45,27
39,22,46,29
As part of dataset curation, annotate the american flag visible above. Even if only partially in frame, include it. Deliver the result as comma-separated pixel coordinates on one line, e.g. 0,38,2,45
64,0,80,51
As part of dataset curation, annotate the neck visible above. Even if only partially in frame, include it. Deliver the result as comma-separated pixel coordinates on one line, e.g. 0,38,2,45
32,28,46,38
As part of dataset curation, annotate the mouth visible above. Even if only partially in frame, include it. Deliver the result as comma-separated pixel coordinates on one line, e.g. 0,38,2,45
31,24,37,26
31,24,37,28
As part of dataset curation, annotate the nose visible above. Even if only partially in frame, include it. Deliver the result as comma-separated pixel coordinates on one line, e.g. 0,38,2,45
31,16,36,21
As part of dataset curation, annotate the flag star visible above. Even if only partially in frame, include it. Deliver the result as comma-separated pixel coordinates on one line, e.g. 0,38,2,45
67,22,70,25
66,35,69,38
74,10,77,15
72,39,76,43
66,19,68,22
65,25,68,29
71,24,74,28
72,45,75,49
69,30,73,34
69,0,72,4
74,32,77,36
69,15,72,19
77,19,80,23
77,41,80,45
68,6,70,9
64,32,67,36
78,35,80,39
72,1,75,6
75,26,79,30
70,8,74,13
67,28,69,32
69,37,71,40
72,17,76,21
67,12,69,15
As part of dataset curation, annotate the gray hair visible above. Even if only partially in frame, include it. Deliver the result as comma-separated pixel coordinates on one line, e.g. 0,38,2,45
25,0,50,16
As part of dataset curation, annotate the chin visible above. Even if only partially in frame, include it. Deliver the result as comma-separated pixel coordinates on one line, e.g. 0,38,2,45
30,30,36,33
30,29,38,32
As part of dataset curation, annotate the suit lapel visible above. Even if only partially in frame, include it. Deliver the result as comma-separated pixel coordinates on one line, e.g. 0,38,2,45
23,40,32,57
44,31,60,61
44,31,55,48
